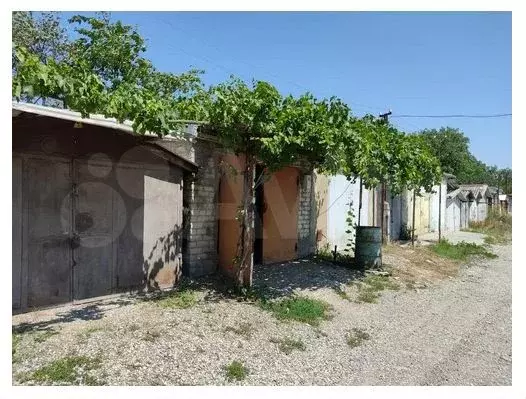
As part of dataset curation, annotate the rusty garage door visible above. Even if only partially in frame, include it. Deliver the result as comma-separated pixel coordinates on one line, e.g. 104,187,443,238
12,154,183,310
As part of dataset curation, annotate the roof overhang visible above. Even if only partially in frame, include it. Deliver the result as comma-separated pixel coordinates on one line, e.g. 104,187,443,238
12,101,199,172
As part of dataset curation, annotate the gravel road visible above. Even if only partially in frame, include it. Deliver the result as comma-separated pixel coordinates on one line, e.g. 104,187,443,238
12,243,511,386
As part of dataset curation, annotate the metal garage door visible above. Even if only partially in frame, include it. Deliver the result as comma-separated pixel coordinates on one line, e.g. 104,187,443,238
13,154,183,310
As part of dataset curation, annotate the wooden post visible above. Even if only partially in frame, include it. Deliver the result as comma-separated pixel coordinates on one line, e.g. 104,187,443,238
372,187,376,226
358,179,362,227
412,189,416,247
380,183,386,244
438,182,442,242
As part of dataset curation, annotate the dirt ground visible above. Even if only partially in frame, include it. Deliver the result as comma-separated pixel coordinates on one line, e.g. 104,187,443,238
383,244,460,287
12,233,511,386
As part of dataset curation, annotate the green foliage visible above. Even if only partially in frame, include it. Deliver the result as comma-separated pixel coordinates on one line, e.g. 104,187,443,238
339,118,442,194
343,203,356,254
418,127,470,175
270,337,306,354
355,274,400,303
356,288,380,303
260,296,332,326
346,328,370,348
362,275,400,291
315,243,336,262
224,360,248,382
31,355,102,385
418,127,511,191
13,13,206,136
12,12,69,77
431,240,497,261
154,288,197,309
13,12,445,289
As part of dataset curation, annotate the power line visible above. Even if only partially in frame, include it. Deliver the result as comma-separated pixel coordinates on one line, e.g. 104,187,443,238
155,16,384,113
391,113,512,119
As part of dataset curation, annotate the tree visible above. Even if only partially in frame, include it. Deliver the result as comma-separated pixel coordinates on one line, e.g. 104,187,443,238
417,126,511,189
206,77,442,287
12,11,70,104
13,13,444,290
206,78,283,287
417,127,470,176
338,117,441,194
13,13,206,134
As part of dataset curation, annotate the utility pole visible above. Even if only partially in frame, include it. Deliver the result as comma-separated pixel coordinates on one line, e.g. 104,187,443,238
497,172,501,215
379,110,392,244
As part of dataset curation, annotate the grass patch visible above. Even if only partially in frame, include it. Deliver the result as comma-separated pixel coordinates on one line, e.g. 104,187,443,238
468,209,512,244
354,274,400,304
269,337,306,354
362,275,400,291
154,288,197,309
34,329,59,343
224,360,248,382
431,239,497,261
224,323,253,338
260,296,332,326
31,355,102,385
356,288,380,303
346,328,370,348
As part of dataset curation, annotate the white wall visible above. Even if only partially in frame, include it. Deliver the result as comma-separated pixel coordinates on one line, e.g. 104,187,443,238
445,197,461,232
477,200,488,222
469,200,478,222
326,175,369,252
461,201,469,229
429,180,447,233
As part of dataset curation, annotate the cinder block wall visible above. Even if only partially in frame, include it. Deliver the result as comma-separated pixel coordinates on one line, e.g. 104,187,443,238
182,140,220,277
297,173,317,257
169,134,318,275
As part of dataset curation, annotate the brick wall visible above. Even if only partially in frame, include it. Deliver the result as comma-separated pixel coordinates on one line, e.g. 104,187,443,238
297,172,317,257
182,140,220,277
161,133,318,275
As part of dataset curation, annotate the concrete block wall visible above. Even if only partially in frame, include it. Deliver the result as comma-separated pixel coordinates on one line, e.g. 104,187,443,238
182,140,220,277
297,172,316,257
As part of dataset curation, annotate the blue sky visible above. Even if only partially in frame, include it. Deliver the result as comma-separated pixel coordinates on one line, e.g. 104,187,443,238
62,11,512,168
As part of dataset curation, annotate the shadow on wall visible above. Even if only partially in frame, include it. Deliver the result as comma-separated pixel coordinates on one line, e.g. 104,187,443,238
142,224,183,291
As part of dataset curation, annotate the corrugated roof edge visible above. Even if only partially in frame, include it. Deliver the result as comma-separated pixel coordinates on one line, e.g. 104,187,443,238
12,101,199,139
12,101,199,172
